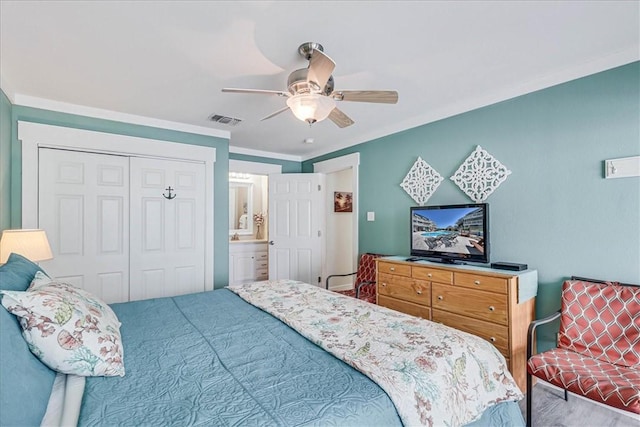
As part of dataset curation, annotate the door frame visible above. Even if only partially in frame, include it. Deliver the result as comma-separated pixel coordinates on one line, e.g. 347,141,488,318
313,153,360,282
18,121,216,292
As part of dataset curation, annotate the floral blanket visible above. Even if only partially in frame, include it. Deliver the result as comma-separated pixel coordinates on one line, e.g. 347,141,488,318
227,280,523,427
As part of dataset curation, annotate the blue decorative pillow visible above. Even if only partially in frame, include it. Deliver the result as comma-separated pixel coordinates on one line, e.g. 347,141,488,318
0,252,45,291
0,253,55,426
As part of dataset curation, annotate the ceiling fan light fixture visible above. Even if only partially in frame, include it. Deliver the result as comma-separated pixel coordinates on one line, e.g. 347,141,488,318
286,93,336,125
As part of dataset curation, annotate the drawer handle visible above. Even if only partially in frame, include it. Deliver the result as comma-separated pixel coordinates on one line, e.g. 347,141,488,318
490,337,496,342
474,280,480,285
390,267,395,272
489,306,495,311
427,273,432,278
437,295,443,300
381,283,387,287
416,290,422,295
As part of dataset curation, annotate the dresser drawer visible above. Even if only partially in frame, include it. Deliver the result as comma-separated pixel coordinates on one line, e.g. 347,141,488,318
255,260,268,270
379,295,431,321
454,272,508,294
255,251,268,260
412,267,453,284
379,275,431,306
432,309,509,355
255,268,268,280
378,261,411,277
432,283,508,325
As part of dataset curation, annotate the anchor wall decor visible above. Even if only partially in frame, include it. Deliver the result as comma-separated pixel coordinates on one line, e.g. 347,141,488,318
163,186,177,200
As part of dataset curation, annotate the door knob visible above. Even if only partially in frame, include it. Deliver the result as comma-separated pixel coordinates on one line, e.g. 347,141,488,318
268,240,275,245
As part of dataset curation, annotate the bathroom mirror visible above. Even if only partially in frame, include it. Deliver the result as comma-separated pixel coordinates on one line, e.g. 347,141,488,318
229,182,253,235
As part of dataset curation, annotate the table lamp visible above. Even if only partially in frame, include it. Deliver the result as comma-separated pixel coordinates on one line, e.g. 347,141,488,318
0,229,53,264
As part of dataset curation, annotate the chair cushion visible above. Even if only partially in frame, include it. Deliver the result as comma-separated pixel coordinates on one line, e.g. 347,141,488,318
358,283,376,300
559,280,640,368
354,253,380,285
332,253,385,305
528,348,640,414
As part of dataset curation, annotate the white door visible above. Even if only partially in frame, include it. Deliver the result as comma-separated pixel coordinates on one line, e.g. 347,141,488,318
129,157,206,300
268,173,324,286
38,148,130,303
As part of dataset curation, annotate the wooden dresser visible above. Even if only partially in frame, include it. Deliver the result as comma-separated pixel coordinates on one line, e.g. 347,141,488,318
376,257,537,391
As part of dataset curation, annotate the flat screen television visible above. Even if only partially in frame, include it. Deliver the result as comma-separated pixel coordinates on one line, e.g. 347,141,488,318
410,203,489,264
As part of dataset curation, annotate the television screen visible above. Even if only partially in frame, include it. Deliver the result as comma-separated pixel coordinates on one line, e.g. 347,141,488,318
410,203,489,264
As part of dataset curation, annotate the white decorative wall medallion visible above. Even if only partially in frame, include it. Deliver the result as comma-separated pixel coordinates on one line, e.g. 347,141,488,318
400,157,443,205
450,145,512,203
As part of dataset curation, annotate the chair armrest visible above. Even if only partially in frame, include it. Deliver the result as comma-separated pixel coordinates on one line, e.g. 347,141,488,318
354,280,375,298
325,272,357,289
527,310,561,361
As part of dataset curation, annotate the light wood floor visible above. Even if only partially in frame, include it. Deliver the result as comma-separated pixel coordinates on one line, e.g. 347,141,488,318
519,384,639,427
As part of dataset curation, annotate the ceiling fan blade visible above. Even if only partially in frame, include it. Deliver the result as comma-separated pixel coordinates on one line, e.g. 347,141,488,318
260,106,290,121
328,108,354,128
331,90,398,104
222,88,289,97
307,49,335,91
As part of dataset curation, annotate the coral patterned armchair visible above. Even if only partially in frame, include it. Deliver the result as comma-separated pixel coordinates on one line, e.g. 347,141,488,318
526,277,640,426
325,253,386,304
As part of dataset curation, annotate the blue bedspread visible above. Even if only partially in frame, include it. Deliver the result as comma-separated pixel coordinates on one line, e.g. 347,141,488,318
79,289,402,426
78,289,524,426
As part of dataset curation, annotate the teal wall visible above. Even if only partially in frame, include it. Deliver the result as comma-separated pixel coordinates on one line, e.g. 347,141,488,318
0,92,11,231
304,62,640,350
5,105,232,288
229,152,302,173
3,63,638,348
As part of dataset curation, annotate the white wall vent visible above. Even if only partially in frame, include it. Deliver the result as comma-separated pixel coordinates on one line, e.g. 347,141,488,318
208,114,242,126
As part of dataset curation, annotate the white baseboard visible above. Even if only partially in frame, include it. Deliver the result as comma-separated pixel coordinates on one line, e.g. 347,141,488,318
537,381,638,420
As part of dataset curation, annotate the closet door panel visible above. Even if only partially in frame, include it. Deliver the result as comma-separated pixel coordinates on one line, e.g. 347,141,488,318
38,148,130,303
130,157,206,301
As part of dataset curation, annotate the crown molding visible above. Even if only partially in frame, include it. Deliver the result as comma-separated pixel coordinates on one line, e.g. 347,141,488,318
229,145,301,162
12,94,230,139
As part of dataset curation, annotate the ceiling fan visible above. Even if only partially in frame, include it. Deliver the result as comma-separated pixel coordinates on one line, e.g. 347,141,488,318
222,42,398,128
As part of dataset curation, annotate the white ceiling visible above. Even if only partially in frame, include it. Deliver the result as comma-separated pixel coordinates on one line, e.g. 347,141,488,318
1,1,638,161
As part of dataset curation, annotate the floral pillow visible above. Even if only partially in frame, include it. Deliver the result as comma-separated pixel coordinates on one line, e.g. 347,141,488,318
0,272,125,377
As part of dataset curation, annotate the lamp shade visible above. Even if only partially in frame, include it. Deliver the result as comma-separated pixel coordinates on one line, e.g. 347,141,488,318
286,93,336,124
0,229,53,264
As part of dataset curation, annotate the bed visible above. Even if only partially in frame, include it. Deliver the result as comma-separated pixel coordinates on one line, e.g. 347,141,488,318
0,254,525,426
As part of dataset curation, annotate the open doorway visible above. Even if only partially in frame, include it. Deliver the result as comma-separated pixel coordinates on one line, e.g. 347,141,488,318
228,160,281,285
313,153,360,290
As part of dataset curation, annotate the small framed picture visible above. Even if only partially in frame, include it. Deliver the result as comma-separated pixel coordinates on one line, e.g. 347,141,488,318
334,191,353,212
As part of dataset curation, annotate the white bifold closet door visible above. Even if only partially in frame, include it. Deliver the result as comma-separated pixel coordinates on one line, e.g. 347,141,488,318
129,157,205,301
39,149,130,302
38,148,205,303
